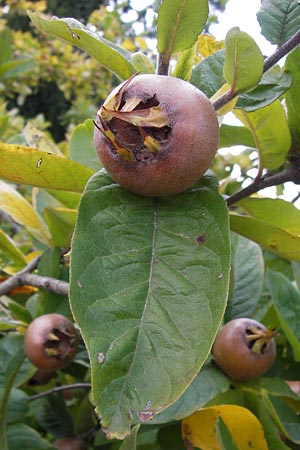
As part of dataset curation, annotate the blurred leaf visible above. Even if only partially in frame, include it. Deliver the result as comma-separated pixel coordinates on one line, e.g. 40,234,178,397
223,27,264,94
157,423,186,450
190,49,225,98
157,0,208,65
1,388,29,424
23,122,63,156
0,29,13,64
252,377,300,400
216,416,239,450
44,207,77,248
0,334,33,387
230,197,300,261
218,124,255,149
181,405,268,450
69,119,101,171
0,142,94,193
150,367,230,424
228,233,264,319
285,47,300,150
257,0,300,46
173,44,196,81
119,424,140,450
292,261,300,292
0,59,34,80
6,423,51,450
28,12,136,80
130,52,155,74
0,348,25,450
236,67,292,112
0,180,52,245
0,229,26,270
37,396,74,439
70,172,230,439
235,101,291,170
266,395,300,443
8,303,32,325
266,269,300,361
46,190,81,209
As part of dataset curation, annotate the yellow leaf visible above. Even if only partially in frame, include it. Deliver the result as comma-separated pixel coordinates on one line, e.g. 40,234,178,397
210,83,238,115
182,405,268,450
0,180,52,245
23,122,64,156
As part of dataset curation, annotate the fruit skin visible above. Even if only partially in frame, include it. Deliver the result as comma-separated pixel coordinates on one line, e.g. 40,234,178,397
94,74,219,197
212,318,276,381
24,313,78,371
52,437,87,450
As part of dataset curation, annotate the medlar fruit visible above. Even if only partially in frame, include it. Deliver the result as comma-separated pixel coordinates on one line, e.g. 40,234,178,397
24,313,78,370
52,437,87,450
212,318,276,381
94,73,219,197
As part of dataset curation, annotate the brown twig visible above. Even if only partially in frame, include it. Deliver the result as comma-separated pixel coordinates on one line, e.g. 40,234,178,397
213,29,300,112
28,383,91,401
226,161,300,206
0,256,69,297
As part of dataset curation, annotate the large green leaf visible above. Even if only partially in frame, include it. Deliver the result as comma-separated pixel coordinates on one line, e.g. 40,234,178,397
157,0,208,65
234,101,291,170
70,172,230,439
28,11,136,80
257,0,300,46
285,48,300,150
0,141,94,192
7,424,51,450
230,197,300,261
190,49,225,98
218,125,255,149
223,27,264,94
266,270,300,361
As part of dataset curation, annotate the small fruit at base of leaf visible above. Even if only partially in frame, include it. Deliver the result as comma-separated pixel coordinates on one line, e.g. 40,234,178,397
52,437,87,450
24,313,78,371
212,318,276,381
94,73,219,197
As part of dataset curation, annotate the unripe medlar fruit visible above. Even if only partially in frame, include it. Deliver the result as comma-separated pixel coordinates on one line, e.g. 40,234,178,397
212,318,276,381
94,73,219,197
52,437,87,450
24,313,78,371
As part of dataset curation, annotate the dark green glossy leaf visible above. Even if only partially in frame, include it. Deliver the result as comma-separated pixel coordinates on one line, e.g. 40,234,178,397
157,0,208,64
28,11,135,80
223,27,263,94
149,366,230,424
69,119,102,171
266,270,300,360
190,49,225,98
216,417,239,450
285,48,300,150
70,172,230,439
218,124,255,149
230,197,300,261
227,234,264,319
257,0,300,46
236,67,292,112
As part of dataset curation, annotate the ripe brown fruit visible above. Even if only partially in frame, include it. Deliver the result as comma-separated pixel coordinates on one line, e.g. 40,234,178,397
24,313,78,371
52,437,87,450
212,318,276,381
94,74,219,197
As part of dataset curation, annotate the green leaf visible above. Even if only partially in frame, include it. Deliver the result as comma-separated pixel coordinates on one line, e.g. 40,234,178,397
257,0,300,46
266,270,300,361
130,52,155,74
230,197,300,261
23,122,63,156
234,101,291,170
228,233,264,319
119,424,140,450
149,366,230,424
69,119,102,171
216,416,239,450
157,0,208,65
0,334,33,388
0,229,26,270
0,141,94,193
268,396,300,443
0,29,13,64
172,44,197,81
0,59,34,80
236,66,292,112
44,207,77,248
7,423,51,450
223,27,264,94
285,47,300,150
70,172,230,439
1,388,29,424
190,49,225,98
28,11,136,81
0,180,52,245
218,124,255,149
